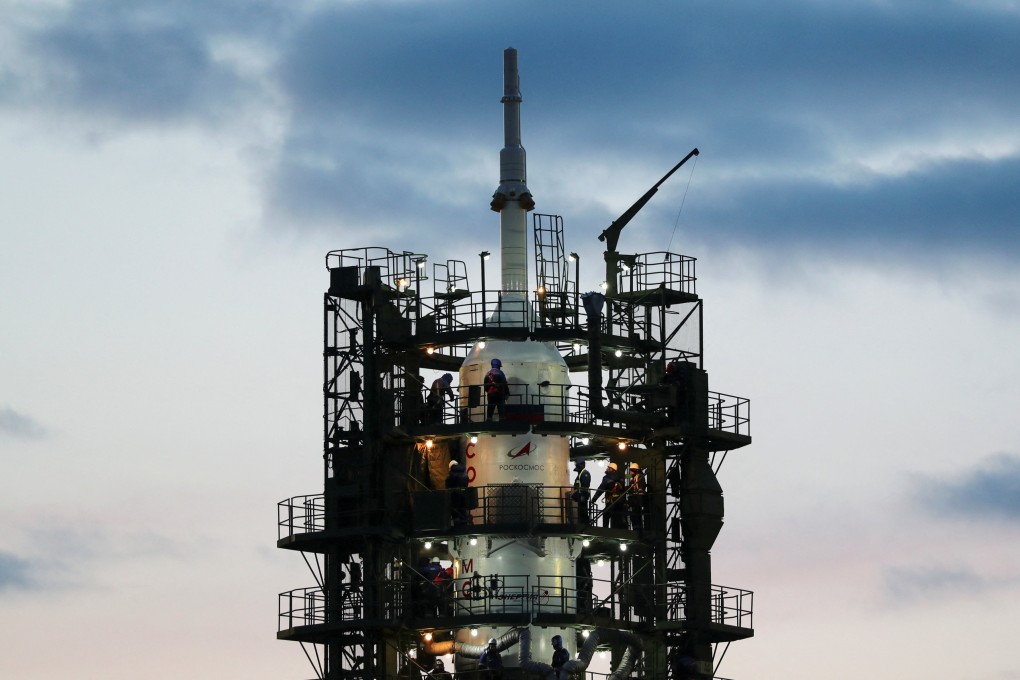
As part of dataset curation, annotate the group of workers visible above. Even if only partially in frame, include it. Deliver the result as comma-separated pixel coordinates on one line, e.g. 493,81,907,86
423,359,510,425
574,459,647,530
426,358,685,426
423,634,569,679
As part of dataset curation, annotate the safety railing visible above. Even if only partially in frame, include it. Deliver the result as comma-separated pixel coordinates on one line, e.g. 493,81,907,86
279,574,752,631
470,484,576,526
279,586,328,631
278,575,613,627
707,391,750,437
665,582,753,630
279,486,607,538
410,381,750,439
279,570,677,632
626,251,697,297
278,494,326,540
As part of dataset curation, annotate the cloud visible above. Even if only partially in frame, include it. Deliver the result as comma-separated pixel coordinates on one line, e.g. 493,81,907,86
0,406,49,439
0,550,37,591
263,0,1020,262
683,154,1020,259
2,0,290,125
915,453,1020,521
4,0,1018,261
881,563,993,605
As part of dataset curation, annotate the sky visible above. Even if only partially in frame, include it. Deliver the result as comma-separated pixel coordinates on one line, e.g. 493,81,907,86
1,0,1019,678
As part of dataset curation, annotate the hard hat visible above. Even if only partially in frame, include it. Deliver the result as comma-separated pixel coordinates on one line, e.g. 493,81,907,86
442,373,453,383
551,634,563,647
449,460,458,468
607,462,617,471
491,358,502,368
435,660,445,669
630,462,640,470
574,459,585,469
488,637,497,645
431,557,440,563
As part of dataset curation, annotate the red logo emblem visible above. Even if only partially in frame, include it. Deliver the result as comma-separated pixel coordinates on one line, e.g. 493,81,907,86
507,441,534,459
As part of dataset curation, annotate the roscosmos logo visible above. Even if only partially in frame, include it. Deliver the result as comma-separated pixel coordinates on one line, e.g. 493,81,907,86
506,441,535,459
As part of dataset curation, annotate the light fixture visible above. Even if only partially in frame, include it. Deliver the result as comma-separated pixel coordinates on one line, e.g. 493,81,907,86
426,347,435,355
417,259,427,269
424,541,433,550
397,278,409,291
614,349,623,358
424,632,433,642
426,439,434,449
572,343,582,353
599,651,607,660
600,281,608,291
480,251,491,261
582,539,590,548
581,437,590,446
469,537,478,546
470,435,478,444
597,559,605,567
620,542,628,552
470,627,479,637
617,441,627,451
581,629,590,639
597,459,606,468
536,285,545,297
568,252,578,262
478,341,486,349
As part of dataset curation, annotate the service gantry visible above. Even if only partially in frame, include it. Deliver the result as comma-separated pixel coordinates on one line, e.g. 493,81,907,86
277,48,753,680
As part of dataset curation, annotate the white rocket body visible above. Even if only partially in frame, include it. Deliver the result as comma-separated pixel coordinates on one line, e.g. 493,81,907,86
448,48,575,671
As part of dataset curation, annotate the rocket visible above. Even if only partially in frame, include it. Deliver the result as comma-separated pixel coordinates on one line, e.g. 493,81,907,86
449,48,576,673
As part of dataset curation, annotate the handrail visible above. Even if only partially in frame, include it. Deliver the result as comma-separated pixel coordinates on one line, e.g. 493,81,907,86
278,576,752,632
404,381,751,437
278,486,671,539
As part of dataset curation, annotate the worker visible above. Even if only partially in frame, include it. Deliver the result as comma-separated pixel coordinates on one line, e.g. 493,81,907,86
425,373,455,424
446,459,470,526
436,565,454,616
576,556,593,614
483,358,510,422
591,462,627,528
551,634,569,679
661,360,683,385
478,637,504,679
571,459,591,525
421,556,444,616
627,462,647,531
427,658,453,679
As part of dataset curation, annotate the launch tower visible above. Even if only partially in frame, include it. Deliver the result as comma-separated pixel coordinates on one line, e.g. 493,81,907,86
277,49,754,680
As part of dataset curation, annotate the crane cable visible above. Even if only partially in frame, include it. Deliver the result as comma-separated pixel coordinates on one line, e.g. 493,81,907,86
665,152,699,254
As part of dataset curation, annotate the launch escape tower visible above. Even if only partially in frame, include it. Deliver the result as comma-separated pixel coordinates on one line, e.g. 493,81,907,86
277,49,753,680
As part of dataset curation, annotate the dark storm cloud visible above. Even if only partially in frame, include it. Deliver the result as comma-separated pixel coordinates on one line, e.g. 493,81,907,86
5,1,1017,258
677,154,1020,257
4,0,290,123
269,1,1020,258
0,406,49,439
915,453,1020,521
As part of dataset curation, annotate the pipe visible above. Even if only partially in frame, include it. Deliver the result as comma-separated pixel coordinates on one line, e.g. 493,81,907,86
422,628,519,658
582,292,662,427
423,626,642,680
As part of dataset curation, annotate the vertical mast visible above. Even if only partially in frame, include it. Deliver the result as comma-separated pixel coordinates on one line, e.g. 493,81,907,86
490,47,534,296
